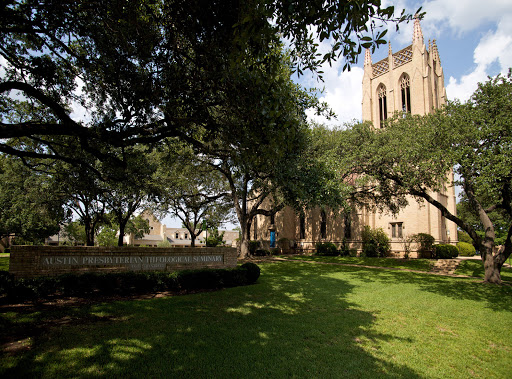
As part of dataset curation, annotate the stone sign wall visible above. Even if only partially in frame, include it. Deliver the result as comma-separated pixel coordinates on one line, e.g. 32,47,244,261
9,245,238,278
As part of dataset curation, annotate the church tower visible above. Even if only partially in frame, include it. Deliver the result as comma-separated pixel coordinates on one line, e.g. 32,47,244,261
362,17,446,127
360,17,457,252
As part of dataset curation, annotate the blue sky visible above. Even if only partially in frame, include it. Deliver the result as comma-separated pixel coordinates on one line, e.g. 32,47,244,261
304,0,512,126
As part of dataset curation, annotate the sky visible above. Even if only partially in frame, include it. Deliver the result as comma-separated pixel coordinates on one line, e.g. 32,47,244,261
304,0,512,126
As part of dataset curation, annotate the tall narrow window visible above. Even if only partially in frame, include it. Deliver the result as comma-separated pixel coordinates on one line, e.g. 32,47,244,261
401,75,411,113
344,213,351,239
299,212,305,240
270,214,275,225
320,210,327,239
378,84,387,125
253,216,258,240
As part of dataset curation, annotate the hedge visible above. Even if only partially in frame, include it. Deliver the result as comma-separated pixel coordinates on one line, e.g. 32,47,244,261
315,242,339,256
433,244,459,259
457,241,476,256
0,264,261,302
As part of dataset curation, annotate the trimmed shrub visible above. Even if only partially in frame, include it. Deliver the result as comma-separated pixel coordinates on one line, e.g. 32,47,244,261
0,264,261,302
362,226,391,258
177,269,222,290
241,262,260,283
433,244,459,259
457,241,476,256
315,242,339,256
412,233,435,258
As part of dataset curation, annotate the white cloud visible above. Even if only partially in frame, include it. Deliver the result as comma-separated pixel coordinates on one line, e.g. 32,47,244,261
421,0,512,35
306,66,363,127
446,13,512,101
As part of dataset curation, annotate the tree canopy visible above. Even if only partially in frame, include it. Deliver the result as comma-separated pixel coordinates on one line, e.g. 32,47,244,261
0,0,416,165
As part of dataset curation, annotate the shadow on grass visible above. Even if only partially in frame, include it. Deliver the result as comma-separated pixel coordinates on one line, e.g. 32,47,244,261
2,263,422,378
338,264,512,313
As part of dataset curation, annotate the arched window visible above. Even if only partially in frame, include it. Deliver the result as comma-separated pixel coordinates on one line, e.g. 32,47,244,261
400,74,411,113
377,84,387,125
299,212,305,240
320,210,327,239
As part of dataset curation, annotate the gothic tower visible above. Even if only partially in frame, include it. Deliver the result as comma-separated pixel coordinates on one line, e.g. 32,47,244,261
359,17,457,251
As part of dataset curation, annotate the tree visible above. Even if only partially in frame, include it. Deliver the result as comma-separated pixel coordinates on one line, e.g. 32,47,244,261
61,221,87,246
336,72,512,284
457,198,511,246
155,142,233,247
206,229,226,248
55,161,108,246
193,48,348,258
0,0,415,166
125,215,151,241
0,154,66,245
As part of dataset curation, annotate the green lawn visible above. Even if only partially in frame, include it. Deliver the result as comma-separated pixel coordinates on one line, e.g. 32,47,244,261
0,256,8,271
280,255,434,271
455,260,512,282
1,262,511,378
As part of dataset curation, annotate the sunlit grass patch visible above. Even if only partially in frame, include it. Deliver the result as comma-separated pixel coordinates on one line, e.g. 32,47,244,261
281,255,434,271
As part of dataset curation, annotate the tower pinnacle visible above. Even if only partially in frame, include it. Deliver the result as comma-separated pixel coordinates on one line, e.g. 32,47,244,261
364,48,372,66
413,15,424,46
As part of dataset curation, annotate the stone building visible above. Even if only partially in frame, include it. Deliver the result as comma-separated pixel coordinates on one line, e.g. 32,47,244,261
252,18,458,256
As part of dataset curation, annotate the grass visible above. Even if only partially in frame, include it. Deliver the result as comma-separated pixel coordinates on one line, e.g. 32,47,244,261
279,255,434,271
1,261,511,378
0,256,8,271
455,260,512,282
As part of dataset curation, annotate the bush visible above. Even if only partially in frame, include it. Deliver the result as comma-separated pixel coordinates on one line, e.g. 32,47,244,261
433,244,459,259
458,231,473,244
412,233,435,258
339,238,350,257
361,226,390,258
248,241,260,255
241,262,260,283
253,249,270,256
0,264,261,302
457,241,476,256
315,242,339,256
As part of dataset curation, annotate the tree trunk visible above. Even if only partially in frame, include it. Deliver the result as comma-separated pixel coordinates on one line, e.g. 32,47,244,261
190,235,196,247
118,221,127,247
239,222,250,258
482,246,502,284
85,226,95,246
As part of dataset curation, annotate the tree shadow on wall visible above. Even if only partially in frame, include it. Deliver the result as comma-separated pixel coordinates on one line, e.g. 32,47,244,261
3,263,423,378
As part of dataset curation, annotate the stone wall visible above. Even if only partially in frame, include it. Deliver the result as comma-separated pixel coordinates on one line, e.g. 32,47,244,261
9,245,238,278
